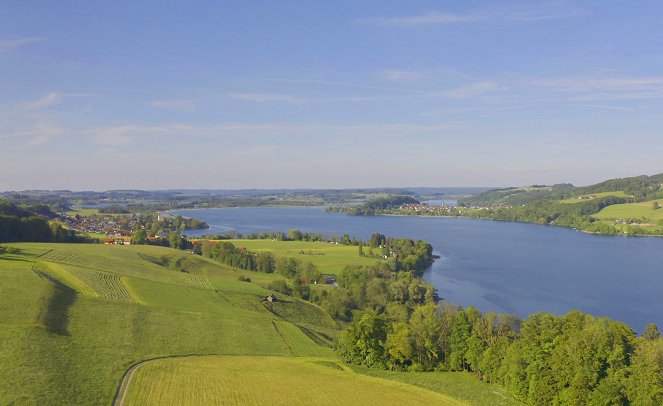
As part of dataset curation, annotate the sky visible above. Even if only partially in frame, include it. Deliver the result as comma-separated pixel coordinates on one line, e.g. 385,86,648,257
1,1,663,191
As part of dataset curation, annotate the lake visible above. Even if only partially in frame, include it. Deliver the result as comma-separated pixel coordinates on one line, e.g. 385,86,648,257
172,206,663,332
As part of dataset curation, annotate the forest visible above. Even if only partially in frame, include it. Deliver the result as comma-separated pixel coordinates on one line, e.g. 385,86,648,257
338,305,663,405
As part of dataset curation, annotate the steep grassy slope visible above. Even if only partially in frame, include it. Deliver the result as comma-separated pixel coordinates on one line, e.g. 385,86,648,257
0,243,335,404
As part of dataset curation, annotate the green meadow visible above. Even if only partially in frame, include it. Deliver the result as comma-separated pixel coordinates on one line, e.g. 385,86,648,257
226,239,384,275
0,242,518,405
559,190,630,204
123,356,464,405
593,198,663,222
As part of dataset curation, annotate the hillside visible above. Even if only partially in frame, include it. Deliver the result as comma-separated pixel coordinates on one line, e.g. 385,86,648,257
456,173,663,236
0,243,514,405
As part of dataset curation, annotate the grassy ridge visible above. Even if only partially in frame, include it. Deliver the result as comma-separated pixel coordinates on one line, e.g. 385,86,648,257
124,355,464,406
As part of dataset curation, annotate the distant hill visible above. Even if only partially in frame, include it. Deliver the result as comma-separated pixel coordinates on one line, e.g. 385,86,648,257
457,173,663,236
459,173,663,207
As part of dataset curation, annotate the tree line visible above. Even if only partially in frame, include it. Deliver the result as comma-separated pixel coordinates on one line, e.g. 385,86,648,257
0,201,83,243
338,304,663,405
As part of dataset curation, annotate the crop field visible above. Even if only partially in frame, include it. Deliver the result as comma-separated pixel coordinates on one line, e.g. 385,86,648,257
226,239,384,275
123,355,463,406
593,198,663,222
559,191,630,204
33,262,99,297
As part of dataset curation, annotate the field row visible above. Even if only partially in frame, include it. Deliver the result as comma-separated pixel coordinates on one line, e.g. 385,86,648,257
36,261,142,303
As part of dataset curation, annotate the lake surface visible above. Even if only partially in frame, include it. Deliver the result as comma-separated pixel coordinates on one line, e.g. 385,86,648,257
172,206,663,332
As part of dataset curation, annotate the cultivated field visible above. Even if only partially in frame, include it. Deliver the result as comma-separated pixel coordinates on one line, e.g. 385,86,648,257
123,355,464,406
226,239,384,275
559,191,630,204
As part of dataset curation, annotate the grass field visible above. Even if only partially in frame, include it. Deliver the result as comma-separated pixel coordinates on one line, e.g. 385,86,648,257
0,242,519,405
559,191,630,204
593,198,663,222
226,239,384,275
0,243,335,404
124,355,464,406
352,366,522,406
65,207,100,216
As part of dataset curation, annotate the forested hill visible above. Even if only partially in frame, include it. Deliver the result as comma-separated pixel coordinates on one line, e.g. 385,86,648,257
459,173,663,207
335,196,420,216
454,173,663,236
0,200,77,243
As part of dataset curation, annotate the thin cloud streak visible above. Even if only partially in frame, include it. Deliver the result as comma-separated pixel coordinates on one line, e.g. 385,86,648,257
360,12,484,26
533,76,663,100
229,92,310,103
0,36,45,52
149,99,197,112
359,8,581,27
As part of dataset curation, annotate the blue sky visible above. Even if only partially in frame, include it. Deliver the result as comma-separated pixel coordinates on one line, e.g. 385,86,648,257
1,1,662,190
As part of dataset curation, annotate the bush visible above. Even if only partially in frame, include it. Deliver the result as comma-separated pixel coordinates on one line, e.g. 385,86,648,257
237,275,251,283
267,279,291,295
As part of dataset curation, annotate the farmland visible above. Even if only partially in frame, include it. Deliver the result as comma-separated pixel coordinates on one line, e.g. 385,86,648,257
559,191,630,204
0,243,333,404
225,239,384,275
0,242,513,405
593,198,663,222
123,355,463,405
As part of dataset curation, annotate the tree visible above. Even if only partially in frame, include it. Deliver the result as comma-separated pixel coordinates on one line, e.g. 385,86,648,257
626,338,663,405
168,232,185,249
409,304,442,370
449,309,472,370
131,229,147,245
337,313,388,367
386,322,413,370
643,324,661,340
653,201,660,210
358,243,364,257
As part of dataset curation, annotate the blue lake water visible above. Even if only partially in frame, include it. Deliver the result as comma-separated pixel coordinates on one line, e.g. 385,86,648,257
172,206,663,332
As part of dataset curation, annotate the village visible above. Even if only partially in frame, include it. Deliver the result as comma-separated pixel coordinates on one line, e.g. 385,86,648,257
59,213,141,237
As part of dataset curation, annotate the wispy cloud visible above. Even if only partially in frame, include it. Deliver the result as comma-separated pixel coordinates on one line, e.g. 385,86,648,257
0,36,45,52
380,69,428,81
379,67,471,82
94,124,175,147
533,76,663,100
447,81,500,98
149,99,197,112
229,92,310,103
360,12,483,26
89,121,464,149
360,6,582,27
0,93,65,146
19,92,63,111
568,104,637,112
